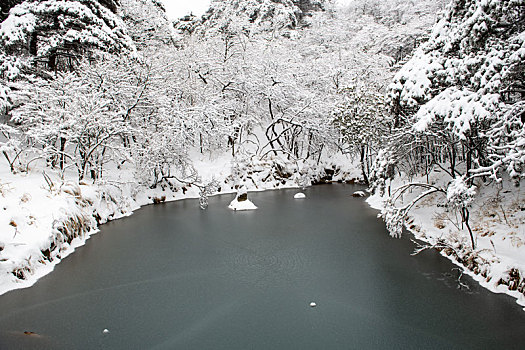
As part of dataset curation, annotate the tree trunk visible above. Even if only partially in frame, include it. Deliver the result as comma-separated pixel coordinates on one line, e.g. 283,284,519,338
462,207,475,250
360,144,369,185
3,151,14,173
59,137,66,170
29,32,38,55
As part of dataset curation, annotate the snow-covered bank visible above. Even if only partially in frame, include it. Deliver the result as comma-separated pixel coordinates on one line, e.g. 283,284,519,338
5,149,524,314
0,167,140,295
367,172,525,310
0,153,361,296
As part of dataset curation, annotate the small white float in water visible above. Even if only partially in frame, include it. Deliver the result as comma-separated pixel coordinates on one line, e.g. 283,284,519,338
102,329,110,334
294,192,306,199
228,188,258,211
309,302,317,307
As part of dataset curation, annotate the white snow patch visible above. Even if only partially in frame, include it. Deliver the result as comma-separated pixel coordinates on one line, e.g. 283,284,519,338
366,193,385,210
294,192,306,199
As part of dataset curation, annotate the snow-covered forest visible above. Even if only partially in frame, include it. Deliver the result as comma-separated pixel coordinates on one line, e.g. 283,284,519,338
0,0,524,307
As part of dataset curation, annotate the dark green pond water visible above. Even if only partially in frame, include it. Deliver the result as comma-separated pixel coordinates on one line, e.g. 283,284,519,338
0,184,524,349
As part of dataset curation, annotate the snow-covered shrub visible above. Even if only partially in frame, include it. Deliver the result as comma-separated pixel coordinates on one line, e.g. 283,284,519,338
0,122,22,172
381,202,407,238
369,149,396,196
379,182,446,239
446,176,476,209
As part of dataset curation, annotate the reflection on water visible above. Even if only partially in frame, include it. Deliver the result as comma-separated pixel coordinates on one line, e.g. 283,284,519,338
421,270,477,295
0,184,524,350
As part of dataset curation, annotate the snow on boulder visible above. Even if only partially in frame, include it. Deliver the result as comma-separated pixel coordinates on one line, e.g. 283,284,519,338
352,191,366,197
228,188,257,211
236,187,248,202
294,192,306,199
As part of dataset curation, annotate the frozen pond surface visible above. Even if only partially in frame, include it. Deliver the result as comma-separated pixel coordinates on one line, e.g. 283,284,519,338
1,184,524,349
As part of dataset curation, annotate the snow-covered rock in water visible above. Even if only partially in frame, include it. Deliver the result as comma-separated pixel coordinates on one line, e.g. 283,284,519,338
228,198,258,211
294,192,306,199
228,188,257,211
352,191,366,197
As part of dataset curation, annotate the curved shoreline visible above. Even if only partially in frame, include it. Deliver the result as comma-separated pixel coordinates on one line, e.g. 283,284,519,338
0,171,321,296
2,169,524,314
367,192,525,311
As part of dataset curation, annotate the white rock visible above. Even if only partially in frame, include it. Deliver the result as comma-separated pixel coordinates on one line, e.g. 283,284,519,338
228,198,258,211
294,192,306,199
309,302,317,307
352,190,366,197
102,329,110,334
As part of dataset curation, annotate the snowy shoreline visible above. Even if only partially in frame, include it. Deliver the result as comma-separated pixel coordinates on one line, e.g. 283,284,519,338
0,154,362,296
0,180,252,296
367,176,525,311
1,158,524,313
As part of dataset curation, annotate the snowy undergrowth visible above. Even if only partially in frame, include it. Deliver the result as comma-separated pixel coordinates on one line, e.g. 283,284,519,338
368,171,525,309
0,152,360,295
